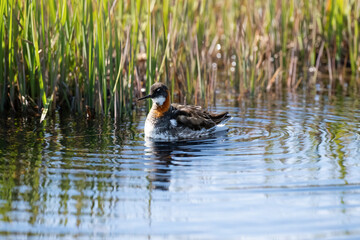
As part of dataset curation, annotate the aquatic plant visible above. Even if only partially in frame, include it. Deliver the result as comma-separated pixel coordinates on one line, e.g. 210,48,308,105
0,0,359,119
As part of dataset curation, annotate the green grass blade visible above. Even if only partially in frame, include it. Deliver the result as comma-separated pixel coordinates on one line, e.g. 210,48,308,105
31,3,47,107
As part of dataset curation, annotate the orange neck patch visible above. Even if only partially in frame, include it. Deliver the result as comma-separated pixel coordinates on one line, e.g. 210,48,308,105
152,90,171,118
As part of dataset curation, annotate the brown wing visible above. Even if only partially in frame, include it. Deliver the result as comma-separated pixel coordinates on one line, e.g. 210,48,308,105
171,103,230,130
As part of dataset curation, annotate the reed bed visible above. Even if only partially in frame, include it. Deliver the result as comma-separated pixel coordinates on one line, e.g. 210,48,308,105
1,0,359,119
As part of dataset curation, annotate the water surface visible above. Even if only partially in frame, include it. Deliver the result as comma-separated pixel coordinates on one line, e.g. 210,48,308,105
1,92,360,239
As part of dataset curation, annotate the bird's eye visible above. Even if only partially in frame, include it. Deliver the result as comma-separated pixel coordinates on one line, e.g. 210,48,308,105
157,88,160,92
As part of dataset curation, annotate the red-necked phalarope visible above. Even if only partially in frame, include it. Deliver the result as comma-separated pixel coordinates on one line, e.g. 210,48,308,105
138,82,230,140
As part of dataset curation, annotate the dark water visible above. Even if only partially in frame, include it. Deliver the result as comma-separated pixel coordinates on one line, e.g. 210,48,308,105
1,93,360,239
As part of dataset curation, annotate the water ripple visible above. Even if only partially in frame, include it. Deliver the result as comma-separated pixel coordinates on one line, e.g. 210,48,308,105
1,93,360,239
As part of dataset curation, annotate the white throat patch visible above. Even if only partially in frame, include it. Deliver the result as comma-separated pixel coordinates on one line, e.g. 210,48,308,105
152,96,166,106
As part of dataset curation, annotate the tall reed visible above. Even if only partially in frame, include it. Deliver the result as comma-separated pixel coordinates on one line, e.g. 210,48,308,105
0,0,359,120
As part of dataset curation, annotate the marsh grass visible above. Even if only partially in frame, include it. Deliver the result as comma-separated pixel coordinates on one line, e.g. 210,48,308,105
1,0,360,119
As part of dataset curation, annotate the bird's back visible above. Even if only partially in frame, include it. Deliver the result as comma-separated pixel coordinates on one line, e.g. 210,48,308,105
171,103,230,130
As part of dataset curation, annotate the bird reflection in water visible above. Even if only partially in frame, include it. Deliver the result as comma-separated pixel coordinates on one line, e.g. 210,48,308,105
144,140,188,191
144,132,228,191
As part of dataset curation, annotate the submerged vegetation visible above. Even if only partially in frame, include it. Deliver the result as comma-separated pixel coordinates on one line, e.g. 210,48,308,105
1,0,360,119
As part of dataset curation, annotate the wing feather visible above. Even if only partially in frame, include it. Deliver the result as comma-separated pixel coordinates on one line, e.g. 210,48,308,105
171,104,229,130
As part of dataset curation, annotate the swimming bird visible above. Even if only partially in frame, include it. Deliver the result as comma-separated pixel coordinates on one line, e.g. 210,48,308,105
138,82,230,140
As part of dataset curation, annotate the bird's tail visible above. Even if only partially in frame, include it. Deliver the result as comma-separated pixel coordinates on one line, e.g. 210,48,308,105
210,112,231,125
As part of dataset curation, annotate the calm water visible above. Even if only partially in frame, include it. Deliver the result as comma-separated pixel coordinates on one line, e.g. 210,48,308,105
1,92,360,239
